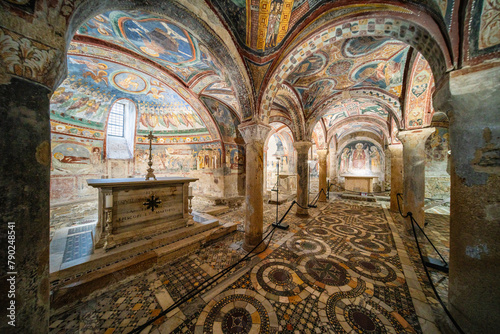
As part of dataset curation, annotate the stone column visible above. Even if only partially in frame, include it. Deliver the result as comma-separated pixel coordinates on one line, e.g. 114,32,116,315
317,149,328,202
0,78,52,333
294,141,312,216
238,121,272,252
388,144,403,212
433,64,500,334
397,128,435,230
263,146,268,195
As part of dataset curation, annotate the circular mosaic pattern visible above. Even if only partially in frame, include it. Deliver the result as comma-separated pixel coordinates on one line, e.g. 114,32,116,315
345,305,386,333
326,59,353,76
317,215,345,225
305,259,349,286
346,254,404,285
222,308,252,333
287,236,331,258
329,224,368,237
251,259,311,303
318,286,413,333
304,225,334,238
347,236,396,256
196,290,278,333
298,256,354,290
356,215,388,224
354,223,389,234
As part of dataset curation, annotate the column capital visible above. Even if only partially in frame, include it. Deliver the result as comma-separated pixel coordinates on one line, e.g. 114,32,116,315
293,141,313,153
317,149,328,161
387,143,403,152
397,128,435,144
238,121,272,144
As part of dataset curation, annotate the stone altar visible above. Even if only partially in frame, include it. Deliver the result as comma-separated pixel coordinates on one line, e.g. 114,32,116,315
342,175,378,193
87,177,198,250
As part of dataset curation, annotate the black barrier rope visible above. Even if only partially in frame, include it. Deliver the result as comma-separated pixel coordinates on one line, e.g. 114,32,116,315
308,188,326,208
130,195,323,333
396,193,464,334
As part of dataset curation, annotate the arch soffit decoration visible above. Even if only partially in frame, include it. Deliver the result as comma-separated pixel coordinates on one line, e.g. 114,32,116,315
268,116,297,141
259,6,454,120
334,131,385,150
306,88,403,131
327,115,390,142
65,0,254,119
275,84,306,140
311,119,328,149
265,122,295,154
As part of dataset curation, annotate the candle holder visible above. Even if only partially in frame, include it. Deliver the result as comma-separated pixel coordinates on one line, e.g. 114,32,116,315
188,195,194,214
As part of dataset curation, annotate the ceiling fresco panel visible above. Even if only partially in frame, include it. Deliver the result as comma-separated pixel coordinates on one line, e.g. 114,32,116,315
77,11,226,85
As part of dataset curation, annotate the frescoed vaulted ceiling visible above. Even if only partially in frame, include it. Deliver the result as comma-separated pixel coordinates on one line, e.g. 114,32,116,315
75,10,242,117
287,38,409,115
273,37,409,147
50,52,221,143
207,0,449,56
41,0,498,153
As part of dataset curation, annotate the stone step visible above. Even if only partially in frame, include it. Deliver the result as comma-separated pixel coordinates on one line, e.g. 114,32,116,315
51,219,220,281
202,205,230,216
424,197,450,210
50,220,238,313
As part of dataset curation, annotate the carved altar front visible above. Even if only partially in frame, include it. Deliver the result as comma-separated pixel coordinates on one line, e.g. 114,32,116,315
87,177,198,250
342,175,378,193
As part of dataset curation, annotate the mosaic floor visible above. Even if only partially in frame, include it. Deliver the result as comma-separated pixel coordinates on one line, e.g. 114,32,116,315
50,198,446,333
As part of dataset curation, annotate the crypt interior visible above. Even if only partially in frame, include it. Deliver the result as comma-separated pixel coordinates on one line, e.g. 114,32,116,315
0,0,499,333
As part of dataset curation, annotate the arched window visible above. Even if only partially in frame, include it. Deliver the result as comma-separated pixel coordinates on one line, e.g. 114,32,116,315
106,99,136,159
107,102,125,137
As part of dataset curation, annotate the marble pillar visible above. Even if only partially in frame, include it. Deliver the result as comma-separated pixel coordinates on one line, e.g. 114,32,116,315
294,141,312,216
0,78,51,333
238,122,272,253
397,128,435,230
388,144,403,212
433,64,500,334
317,149,328,202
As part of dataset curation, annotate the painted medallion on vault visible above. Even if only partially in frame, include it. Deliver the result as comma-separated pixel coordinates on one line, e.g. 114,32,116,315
118,17,196,64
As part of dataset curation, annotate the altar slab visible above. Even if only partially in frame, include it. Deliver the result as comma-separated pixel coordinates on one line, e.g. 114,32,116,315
342,175,378,193
87,177,198,250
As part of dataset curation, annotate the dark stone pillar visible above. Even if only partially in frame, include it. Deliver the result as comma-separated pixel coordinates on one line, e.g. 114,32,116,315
317,149,328,202
388,144,403,212
294,141,312,216
0,77,51,333
434,64,500,334
397,128,435,230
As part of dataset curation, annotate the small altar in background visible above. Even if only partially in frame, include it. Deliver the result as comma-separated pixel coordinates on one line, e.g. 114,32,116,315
87,177,197,250
278,173,297,194
342,175,378,193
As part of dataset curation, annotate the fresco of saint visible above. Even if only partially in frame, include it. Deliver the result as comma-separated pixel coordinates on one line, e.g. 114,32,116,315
352,143,366,169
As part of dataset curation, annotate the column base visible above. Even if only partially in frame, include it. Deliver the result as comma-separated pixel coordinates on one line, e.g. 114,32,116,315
242,240,268,253
295,207,309,217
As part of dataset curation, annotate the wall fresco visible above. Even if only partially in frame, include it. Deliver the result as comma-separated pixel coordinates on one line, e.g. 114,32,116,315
337,140,384,181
